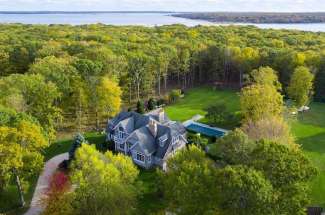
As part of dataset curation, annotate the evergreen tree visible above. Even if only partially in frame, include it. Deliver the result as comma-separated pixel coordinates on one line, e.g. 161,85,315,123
136,100,145,114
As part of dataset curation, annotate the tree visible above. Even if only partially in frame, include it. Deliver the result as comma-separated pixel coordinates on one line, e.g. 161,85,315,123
169,89,182,104
136,100,145,114
162,145,218,215
240,84,284,122
215,129,255,165
0,108,48,206
95,77,122,128
249,66,281,90
242,116,296,148
0,49,10,76
127,52,154,100
216,165,274,215
248,140,317,214
71,144,139,215
68,133,87,161
0,74,61,140
314,65,325,102
29,56,78,107
147,98,156,111
205,103,237,127
287,66,314,108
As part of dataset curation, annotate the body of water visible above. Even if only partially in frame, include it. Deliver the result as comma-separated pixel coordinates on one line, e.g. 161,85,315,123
1,12,325,32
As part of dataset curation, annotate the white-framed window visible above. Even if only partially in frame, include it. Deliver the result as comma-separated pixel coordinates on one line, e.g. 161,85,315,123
172,136,179,145
147,156,151,162
136,152,145,163
118,131,123,139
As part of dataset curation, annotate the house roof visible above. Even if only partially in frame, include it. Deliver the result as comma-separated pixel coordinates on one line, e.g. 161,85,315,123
127,126,156,155
107,109,187,159
145,108,170,124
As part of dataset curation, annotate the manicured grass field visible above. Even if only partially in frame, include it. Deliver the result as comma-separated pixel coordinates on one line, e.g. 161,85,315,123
165,87,240,123
166,86,325,207
291,103,325,207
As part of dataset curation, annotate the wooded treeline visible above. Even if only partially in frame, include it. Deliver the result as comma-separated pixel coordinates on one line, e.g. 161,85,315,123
173,12,325,23
0,23,325,131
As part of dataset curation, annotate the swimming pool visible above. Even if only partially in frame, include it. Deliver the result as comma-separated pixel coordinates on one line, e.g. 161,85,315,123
183,121,228,138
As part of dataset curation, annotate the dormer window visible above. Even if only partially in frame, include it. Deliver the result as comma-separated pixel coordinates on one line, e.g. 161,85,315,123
172,136,179,145
159,134,168,147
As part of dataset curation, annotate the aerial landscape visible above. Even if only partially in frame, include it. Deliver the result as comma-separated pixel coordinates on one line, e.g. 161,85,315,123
0,0,325,215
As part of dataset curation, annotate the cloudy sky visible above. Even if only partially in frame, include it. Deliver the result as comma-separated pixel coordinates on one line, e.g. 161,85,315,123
0,0,324,12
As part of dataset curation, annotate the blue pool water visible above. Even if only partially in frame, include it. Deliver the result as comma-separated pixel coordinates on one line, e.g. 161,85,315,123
186,123,226,138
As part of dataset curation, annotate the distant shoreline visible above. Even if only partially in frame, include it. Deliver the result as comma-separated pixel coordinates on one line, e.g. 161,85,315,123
0,11,177,14
172,12,325,24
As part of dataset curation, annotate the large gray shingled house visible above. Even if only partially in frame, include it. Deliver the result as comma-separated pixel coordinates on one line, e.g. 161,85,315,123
106,108,187,170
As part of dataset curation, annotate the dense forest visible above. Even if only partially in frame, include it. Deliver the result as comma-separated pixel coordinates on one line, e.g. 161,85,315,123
173,12,325,23
1,23,324,214
0,23,325,132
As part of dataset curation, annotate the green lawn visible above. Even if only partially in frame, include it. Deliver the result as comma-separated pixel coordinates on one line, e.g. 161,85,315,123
165,87,240,123
166,86,325,207
291,103,325,207
44,132,107,161
0,132,106,215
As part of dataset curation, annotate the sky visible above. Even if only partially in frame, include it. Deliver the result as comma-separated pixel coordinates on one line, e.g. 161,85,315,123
0,0,324,12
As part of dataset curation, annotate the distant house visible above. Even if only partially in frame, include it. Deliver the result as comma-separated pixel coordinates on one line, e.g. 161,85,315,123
106,108,187,170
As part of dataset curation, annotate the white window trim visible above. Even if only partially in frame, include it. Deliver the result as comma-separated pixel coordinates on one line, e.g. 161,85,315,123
135,152,145,163
159,134,168,147
172,135,179,145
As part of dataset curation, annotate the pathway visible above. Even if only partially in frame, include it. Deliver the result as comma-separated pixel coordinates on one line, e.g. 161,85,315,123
24,153,69,215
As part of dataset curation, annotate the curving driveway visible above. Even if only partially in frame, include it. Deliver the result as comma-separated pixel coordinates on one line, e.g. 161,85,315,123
25,153,69,215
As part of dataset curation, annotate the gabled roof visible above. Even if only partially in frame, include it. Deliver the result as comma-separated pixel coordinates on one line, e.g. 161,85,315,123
127,126,156,155
107,109,187,159
107,111,150,132
118,117,135,134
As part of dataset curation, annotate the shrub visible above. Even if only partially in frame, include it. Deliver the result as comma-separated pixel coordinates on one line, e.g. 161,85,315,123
136,100,145,114
187,132,209,149
147,98,156,110
156,98,166,106
169,89,182,103
42,171,73,215
68,133,86,161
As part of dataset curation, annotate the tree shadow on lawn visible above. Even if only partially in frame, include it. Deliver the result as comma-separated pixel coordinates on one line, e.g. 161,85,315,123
297,132,325,154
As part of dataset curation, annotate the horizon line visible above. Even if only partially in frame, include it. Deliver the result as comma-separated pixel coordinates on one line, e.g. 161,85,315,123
1,11,325,14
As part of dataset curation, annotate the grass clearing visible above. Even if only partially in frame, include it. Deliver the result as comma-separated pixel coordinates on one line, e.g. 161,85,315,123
165,87,240,123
